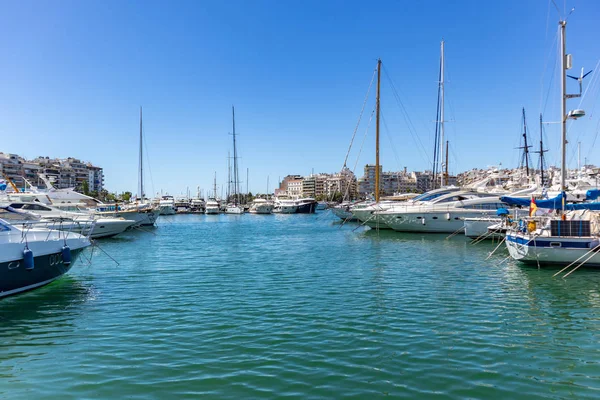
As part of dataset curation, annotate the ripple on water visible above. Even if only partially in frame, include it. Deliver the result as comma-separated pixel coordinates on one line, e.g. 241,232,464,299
2,214,600,399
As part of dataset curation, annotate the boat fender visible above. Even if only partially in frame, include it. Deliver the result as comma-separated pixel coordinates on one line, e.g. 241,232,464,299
421,217,426,225
62,245,72,266
446,213,451,220
23,248,34,270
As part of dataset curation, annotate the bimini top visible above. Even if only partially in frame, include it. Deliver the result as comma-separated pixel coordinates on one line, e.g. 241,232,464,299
586,189,600,201
500,192,566,209
500,192,600,211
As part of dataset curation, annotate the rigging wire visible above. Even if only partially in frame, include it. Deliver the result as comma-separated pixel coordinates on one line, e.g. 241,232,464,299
566,61,600,166
142,122,156,200
381,111,402,169
342,106,376,201
341,65,377,170
381,64,432,166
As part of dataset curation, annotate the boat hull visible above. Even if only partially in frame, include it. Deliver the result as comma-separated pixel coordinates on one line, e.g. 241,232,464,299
463,218,503,239
381,210,498,233
506,234,600,267
159,206,176,216
296,201,317,214
0,229,89,299
250,204,274,214
274,205,297,214
0,248,85,298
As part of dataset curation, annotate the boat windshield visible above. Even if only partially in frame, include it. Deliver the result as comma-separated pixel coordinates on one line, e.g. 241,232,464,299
413,192,446,202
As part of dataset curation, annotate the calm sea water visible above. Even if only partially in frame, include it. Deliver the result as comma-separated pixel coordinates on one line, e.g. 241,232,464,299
2,212,600,399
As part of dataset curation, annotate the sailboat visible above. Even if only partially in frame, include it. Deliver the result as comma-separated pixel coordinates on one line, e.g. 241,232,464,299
332,59,382,223
505,18,600,268
354,44,455,228
97,107,161,225
226,106,244,214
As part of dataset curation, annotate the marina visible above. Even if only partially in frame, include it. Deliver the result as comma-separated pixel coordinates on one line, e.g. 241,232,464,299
2,1,600,398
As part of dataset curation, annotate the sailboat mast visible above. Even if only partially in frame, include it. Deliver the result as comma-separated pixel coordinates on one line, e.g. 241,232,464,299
540,113,545,186
522,107,530,177
560,20,567,191
375,58,381,202
213,172,217,199
440,40,445,187
138,106,144,201
232,106,239,205
227,151,231,201
445,140,449,181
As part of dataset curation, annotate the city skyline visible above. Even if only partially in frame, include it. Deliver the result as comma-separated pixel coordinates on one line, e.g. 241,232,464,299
1,1,599,195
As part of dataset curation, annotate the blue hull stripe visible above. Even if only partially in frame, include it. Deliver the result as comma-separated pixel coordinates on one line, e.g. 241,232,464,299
506,235,594,249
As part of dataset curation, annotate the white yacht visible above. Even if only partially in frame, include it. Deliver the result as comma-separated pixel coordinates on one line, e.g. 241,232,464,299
225,204,244,214
95,202,160,227
7,201,135,238
0,209,91,298
331,201,362,221
273,198,298,214
376,191,508,233
158,196,176,215
249,198,274,214
205,199,221,215
352,187,461,229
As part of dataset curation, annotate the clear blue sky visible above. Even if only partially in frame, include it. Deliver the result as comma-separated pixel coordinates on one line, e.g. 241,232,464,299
1,0,599,196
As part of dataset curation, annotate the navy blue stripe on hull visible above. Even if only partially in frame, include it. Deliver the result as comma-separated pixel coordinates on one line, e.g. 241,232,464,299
0,249,84,298
506,235,596,249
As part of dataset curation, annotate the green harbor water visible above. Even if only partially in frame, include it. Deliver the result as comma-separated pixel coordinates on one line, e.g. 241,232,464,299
2,213,600,399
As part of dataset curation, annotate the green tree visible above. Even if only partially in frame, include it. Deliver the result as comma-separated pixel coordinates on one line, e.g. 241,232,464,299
121,191,132,202
81,180,90,195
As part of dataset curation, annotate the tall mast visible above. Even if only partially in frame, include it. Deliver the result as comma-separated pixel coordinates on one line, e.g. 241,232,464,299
232,106,239,205
213,172,217,199
440,40,445,187
535,113,548,187
445,140,449,181
138,106,143,201
375,58,381,202
227,151,231,201
560,20,567,191
520,107,531,177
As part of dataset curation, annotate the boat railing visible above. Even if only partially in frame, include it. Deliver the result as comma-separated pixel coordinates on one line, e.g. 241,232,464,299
15,218,96,242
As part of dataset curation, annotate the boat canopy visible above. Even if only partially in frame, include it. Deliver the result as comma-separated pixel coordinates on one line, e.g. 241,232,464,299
586,189,600,201
499,192,566,209
500,192,600,211
564,202,600,211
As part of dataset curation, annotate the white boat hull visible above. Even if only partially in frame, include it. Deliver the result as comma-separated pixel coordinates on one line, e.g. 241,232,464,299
506,233,600,267
382,210,498,233
250,204,274,214
226,206,244,214
159,205,176,215
463,217,503,239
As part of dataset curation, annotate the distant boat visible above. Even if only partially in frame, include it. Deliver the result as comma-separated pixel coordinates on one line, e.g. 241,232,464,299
295,198,318,214
273,198,297,214
249,198,274,214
